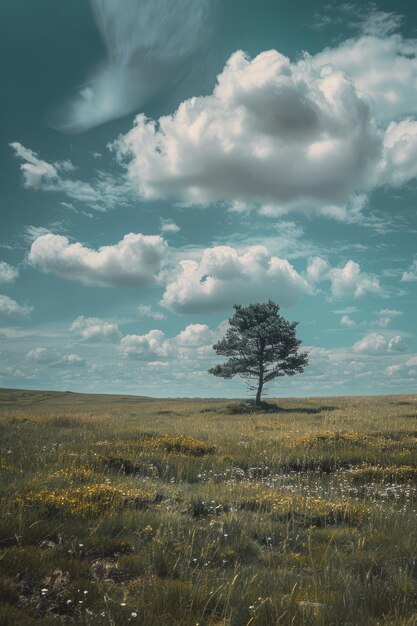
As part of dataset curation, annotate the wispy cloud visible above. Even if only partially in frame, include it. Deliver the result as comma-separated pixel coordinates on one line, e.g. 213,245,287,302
52,0,215,133
11,142,133,212
311,4,403,38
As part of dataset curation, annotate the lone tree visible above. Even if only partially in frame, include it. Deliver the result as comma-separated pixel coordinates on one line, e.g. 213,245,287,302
209,301,308,406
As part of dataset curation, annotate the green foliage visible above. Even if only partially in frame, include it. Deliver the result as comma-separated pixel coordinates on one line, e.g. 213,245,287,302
209,300,308,404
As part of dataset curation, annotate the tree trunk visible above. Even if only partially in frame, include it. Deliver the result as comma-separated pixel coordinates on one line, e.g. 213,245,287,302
255,346,264,407
255,378,263,406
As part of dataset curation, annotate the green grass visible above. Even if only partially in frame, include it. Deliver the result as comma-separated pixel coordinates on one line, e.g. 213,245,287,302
0,388,416,625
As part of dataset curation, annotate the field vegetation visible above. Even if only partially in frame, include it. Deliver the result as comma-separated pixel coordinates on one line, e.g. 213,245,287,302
0,388,416,625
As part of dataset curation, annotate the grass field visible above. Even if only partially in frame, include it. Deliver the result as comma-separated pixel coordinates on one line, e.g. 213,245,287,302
0,388,416,625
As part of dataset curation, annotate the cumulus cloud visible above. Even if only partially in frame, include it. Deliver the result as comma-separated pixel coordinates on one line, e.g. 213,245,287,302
353,332,407,354
70,316,121,342
26,348,57,363
353,333,387,354
306,257,330,283
53,0,214,132
119,322,223,362
0,262,19,285
161,244,312,313
385,355,417,377
313,32,417,123
0,295,32,319
56,354,86,367
340,315,357,328
401,259,417,282
116,49,383,218
28,233,167,287
112,16,417,222
328,261,382,298
137,305,166,320
10,142,132,212
174,323,213,347
340,308,401,329
388,336,408,352
307,257,382,299
25,348,86,369
160,219,181,234
377,119,417,186
119,329,172,360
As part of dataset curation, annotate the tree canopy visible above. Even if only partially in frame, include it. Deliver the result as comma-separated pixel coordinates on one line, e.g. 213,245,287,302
208,300,308,405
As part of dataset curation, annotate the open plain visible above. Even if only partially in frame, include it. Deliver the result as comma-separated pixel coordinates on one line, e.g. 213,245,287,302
0,388,416,625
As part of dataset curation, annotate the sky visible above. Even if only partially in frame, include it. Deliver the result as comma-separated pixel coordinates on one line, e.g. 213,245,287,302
1,0,417,398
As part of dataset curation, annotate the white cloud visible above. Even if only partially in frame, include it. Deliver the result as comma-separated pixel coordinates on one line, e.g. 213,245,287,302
353,333,387,354
161,244,312,313
313,32,417,123
353,332,407,354
119,322,224,362
358,8,403,38
137,305,166,321
160,219,181,234
379,308,402,317
332,306,359,315
385,355,417,377
24,348,85,369
306,257,330,283
57,354,85,367
388,336,408,353
328,261,382,298
24,226,52,243
401,259,417,282
174,323,213,347
340,308,402,329
340,315,356,328
119,330,171,360
307,257,382,299
113,24,417,221
0,262,19,285
311,5,403,38
374,316,391,328
11,142,132,212
10,142,60,189
115,49,383,218
53,0,213,132
378,119,417,186
26,348,57,363
28,233,167,287
0,295,32,319
70,316,121,342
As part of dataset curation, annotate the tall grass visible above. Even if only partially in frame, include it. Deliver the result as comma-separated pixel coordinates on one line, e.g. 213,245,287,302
0,389,416,625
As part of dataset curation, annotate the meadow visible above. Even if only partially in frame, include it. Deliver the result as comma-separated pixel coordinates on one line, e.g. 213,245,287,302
0,388,416,625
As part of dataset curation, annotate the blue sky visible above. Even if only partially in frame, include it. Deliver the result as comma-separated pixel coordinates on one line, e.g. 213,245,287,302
1,0,417,397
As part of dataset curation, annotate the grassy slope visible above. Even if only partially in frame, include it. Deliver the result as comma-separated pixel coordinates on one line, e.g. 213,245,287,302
0,388,416,625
